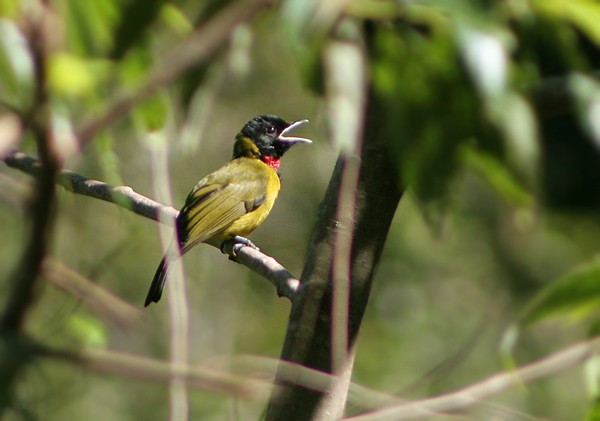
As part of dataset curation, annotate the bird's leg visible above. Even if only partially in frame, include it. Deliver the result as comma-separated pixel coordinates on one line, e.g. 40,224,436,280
220,235,260,257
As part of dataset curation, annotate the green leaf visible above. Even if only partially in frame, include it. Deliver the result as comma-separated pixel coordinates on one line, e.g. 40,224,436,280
521,256,600,325
0,0,19,19
457,26,510,100
160,4,193,36
111,0,168,59
584,395,600,421
570,74,600,150
535,0,600,45
64,0,119,56
67,314,107,348
0,20,33,108
487,93,540,187
48,53,96,97
460,146,532,206
132,93,168,131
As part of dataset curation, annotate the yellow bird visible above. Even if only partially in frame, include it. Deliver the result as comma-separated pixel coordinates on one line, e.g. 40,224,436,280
145,115,311,306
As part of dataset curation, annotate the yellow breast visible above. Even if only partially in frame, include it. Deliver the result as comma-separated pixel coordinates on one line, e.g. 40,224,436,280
204,158,281,246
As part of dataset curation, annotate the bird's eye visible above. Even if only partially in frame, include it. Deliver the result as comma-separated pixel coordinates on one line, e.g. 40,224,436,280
266,125,277,135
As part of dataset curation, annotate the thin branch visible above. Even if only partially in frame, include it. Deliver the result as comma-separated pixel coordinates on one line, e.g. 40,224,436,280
2,150,301,301
75,0,277,145
38,345,270,398
346,336,600,421
8,330,600,420
34,341,399,407
148,134,190,420
4,150,178,224
43,258,143,329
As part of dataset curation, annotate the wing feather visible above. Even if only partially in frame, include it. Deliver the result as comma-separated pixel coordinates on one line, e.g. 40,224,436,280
176,159,272,252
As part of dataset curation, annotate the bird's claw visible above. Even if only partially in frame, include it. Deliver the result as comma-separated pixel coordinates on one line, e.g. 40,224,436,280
221,236,260,259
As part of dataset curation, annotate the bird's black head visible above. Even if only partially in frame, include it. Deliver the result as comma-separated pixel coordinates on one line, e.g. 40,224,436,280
234,115,311,164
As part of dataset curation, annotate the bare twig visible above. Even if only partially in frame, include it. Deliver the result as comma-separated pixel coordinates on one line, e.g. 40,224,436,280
75,0,277,145
346,336,600,420
43,258,143,329
10,332,600,419
38,343,397,406
40,345,270,398
4,150,178,224
2,150,301,301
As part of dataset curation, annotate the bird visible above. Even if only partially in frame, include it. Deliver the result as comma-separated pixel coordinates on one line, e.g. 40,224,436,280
144,114,311,306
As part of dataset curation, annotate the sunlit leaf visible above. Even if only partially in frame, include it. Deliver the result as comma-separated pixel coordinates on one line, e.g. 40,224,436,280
119,48,153,86
48,53,96,97
67,314,107,348
535,0,600,45
0,19,33,108
521,256,600,324
584,398,600,421
0,0,19,19
488,93,540,186
461,146,532,206
570,74,600,151
132,93,168,131
346,0,400,19
370,23,482,208
457,26,509,100
584,354,600,402
64,0,119,55
160,4,194,36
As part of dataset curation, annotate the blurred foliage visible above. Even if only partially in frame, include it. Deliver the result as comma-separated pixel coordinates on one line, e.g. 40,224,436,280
521,256,600,324
1,0,600,419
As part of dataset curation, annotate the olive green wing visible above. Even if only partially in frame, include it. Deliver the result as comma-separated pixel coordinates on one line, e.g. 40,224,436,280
176,175,267,253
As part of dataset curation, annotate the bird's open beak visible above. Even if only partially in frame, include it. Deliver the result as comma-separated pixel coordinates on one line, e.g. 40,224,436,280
278,119,312,144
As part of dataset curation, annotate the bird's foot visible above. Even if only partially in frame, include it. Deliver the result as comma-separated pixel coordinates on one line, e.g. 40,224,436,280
221,236,260,258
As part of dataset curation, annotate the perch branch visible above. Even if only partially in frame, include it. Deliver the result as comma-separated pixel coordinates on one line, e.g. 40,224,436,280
2,150,300,301
4,150,178,224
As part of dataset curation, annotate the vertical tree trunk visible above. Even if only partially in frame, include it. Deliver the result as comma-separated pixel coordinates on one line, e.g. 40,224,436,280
266,90,403,419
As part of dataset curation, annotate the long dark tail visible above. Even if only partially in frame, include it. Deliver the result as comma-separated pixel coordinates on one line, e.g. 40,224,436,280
145,256,170,307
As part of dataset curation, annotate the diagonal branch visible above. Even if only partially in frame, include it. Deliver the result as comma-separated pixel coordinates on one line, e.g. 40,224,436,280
43,258,143,329
2,150,300,301
4,150,178,224
346,336,600,420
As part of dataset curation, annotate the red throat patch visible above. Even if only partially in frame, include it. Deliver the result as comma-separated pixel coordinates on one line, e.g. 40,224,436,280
262,155,281,170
